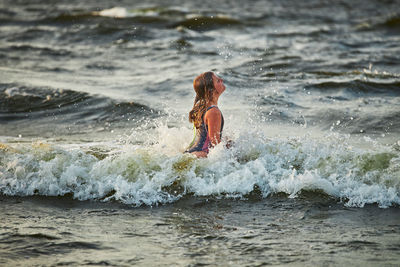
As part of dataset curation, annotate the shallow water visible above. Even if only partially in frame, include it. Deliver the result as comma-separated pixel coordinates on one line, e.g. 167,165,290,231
1,0,400,265
1,195,400,266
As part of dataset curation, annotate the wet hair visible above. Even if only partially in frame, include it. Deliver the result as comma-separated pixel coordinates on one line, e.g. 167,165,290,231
189,71,214,128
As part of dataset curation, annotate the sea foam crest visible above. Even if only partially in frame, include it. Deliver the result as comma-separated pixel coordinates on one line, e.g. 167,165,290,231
95,7,129,18
93,7,166,18
0,127,399,208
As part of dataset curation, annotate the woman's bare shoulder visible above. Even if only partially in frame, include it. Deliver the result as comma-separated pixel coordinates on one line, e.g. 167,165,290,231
205,106,221,116
204,107,221,125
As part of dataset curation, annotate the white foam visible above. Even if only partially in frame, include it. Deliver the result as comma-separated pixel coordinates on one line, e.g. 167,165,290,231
96,7,129,18
0,124,399,208
93,7,162,18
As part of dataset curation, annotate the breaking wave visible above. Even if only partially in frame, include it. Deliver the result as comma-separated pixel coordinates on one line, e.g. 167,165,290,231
1,125,399,208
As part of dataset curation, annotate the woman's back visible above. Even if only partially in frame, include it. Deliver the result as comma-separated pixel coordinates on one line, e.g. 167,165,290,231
187,72,226,157
186,105,224,153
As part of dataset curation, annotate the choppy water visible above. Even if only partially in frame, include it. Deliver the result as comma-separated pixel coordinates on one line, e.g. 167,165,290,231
1,0,400,265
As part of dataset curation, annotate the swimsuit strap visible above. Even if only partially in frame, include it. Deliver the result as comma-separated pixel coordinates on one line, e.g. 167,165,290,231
204,105,224,135
206,105,219,111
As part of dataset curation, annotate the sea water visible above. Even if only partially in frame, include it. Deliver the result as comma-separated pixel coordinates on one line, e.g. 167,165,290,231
1,0,399,265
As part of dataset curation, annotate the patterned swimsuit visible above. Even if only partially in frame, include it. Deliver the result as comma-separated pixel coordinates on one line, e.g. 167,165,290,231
186,105,224,153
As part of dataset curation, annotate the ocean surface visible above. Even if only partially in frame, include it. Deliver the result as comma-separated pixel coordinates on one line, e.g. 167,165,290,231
1,0,400,266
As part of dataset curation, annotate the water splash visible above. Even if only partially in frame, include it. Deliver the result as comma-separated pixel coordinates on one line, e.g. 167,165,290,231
1,122,399,207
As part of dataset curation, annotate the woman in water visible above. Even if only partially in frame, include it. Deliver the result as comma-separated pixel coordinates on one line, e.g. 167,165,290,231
185,71,226,158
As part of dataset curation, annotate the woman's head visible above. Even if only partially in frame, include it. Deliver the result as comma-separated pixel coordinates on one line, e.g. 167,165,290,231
193,71,225,99
193,71,214,102
189,71,225,128
212,73,226,95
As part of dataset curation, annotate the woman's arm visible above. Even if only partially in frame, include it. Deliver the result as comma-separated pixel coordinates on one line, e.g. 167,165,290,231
191,151,208,158
204,108,222,147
